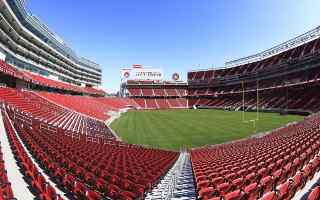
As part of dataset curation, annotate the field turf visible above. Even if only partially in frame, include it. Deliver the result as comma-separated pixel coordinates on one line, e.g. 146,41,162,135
110,109,304,150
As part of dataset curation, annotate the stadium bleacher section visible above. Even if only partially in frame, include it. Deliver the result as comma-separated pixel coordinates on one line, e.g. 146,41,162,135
125,80,188,109
188,35,320,83
188,28,320,114
37,91,114,121
0,88,112,138
191,114,320,199
1,105,178,199
94,97,140,110
36,91,140,121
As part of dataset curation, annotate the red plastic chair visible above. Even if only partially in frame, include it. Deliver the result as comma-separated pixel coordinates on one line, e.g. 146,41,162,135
307,186,320,200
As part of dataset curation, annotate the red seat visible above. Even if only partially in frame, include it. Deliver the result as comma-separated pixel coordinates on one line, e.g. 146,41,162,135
119,190,136,200
311,155,320,172
110,175,121,185
198,187,217,199
261,191,277,200
73,181,87,199
244,182,260,200
198,179,210,189
267,163,277,173
225,173,237,181
272,169,286,185
232,178,245,190
207,197,221,200
95,177,107,192
211,177,224,185
62,174,75,191
132,183,145,199
84,172,95,185
107,184,120,199
308,186,320,200
217,182,231,195
0,183,14,199
260,176,274,195
40,184,59,200
257,168,268,179
26,164,39,180
32,174,47,194
292,171,305,190
223,189,243,200
302,163,315,181
293,157,303,171
283,162,294,178
54,167,66,180
277,180,295,200
86,190,101,200
245,172,257,185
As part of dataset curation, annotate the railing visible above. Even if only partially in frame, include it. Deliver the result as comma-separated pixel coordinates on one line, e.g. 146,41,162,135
13,111,32,126
40,123,57,133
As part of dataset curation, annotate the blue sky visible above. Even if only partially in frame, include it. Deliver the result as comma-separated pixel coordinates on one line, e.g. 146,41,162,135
27,0,320,92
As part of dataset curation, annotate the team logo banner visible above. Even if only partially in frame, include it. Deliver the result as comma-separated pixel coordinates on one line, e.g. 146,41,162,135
121,68,163,82
172,73,180,81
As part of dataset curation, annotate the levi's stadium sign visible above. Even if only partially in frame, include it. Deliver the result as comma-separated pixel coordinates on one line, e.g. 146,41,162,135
121,67,163,81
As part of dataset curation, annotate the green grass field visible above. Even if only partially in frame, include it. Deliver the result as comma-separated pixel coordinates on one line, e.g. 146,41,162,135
110,109,304,150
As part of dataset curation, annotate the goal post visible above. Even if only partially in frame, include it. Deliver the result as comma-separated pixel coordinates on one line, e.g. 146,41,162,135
242,79,260,132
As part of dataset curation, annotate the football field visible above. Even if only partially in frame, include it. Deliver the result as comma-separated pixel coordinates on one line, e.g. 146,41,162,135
110,109,304,150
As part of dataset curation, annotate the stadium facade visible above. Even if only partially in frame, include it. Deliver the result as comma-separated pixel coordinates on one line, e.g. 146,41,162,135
0,0,102,87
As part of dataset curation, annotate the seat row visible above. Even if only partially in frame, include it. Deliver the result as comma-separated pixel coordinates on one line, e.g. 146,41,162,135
128,88,187,97
0,114,14,200
133,98,188,109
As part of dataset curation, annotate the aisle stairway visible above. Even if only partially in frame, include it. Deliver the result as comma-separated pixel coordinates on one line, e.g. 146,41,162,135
172,152,196,200
145,151,196,200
